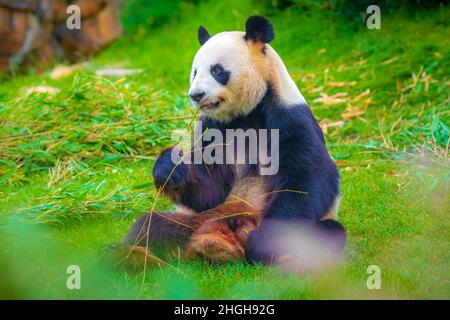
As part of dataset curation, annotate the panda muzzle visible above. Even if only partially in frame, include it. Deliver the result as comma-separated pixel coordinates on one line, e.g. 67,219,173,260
200,101,220,110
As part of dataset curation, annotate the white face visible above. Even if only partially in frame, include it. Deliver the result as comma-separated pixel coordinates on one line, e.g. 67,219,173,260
189,32,266,122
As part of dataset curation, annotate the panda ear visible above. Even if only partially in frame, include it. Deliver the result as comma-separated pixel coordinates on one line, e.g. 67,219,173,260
198,26,211,46
244,16,274,43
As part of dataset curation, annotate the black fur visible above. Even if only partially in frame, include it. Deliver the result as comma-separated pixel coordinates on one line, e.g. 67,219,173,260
123,211,194,259
210,64,230,85
244,16,275,43
198,26,211,45
152,148,188,189
316,219,347,253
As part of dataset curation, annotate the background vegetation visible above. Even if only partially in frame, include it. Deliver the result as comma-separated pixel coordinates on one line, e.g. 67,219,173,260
0,0,448,299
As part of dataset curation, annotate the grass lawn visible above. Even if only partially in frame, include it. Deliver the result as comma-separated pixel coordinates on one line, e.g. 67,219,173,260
0,0,448,299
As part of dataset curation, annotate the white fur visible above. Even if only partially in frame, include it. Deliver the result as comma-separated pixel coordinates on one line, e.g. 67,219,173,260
264,45,306,106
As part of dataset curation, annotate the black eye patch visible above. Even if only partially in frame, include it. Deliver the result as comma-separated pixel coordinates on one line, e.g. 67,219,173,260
210,64,230,85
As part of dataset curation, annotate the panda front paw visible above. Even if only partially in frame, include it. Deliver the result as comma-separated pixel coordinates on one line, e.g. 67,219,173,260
152,147,188,189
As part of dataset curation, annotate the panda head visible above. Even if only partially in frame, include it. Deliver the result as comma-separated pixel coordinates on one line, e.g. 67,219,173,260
189,16,301,122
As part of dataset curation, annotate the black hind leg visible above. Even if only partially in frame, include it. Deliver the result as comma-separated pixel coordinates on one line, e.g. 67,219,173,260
315,219,347,254
101,211,195,269
246,219,346,272
123,211,196,259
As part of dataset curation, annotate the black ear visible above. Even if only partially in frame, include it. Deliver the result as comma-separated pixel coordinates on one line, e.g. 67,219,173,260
244,16,274,43
198,26,211,45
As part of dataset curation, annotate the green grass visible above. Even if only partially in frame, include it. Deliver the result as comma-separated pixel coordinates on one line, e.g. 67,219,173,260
0,0,449,299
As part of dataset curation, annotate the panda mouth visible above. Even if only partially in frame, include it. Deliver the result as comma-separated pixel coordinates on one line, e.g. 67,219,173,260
200,101,220,111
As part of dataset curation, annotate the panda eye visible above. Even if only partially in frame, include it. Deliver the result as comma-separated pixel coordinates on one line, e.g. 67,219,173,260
210,64,230,85
211,65,223,77
192,69,197,79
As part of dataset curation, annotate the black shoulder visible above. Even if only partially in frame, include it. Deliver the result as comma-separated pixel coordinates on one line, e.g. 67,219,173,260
264,101,325,146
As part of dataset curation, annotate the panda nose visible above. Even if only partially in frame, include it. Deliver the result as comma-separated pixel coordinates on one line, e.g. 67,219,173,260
189,91,205,103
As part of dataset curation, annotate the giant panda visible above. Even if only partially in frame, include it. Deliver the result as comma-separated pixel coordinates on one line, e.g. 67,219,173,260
118,16,346,268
